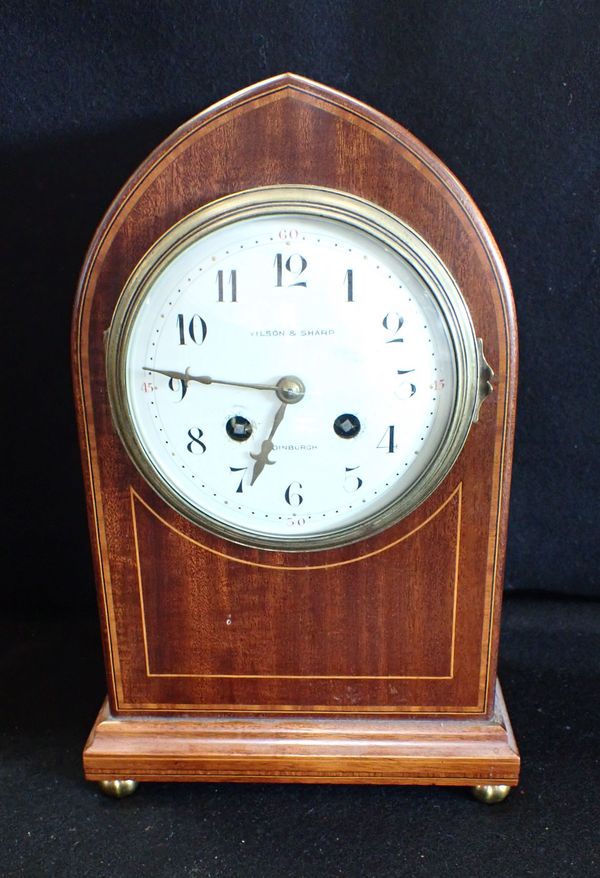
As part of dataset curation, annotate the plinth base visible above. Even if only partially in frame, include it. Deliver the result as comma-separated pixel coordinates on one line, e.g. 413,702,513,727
84,681,519,788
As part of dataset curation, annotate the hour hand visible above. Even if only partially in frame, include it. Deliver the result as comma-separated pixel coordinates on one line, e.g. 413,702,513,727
249,401,287,485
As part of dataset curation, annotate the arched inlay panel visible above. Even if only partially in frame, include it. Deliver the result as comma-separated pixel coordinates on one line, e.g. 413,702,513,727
132,485,461,687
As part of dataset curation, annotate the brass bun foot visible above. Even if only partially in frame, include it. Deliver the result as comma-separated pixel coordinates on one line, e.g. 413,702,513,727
472,784,511,804
98,779,139,798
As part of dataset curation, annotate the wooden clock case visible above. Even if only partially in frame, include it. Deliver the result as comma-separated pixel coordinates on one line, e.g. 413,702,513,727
72,74,519,793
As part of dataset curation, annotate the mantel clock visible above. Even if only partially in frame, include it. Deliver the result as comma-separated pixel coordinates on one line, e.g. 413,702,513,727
72,75,519,802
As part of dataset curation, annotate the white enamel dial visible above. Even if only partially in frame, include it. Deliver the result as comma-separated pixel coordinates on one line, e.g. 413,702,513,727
107,188,479,550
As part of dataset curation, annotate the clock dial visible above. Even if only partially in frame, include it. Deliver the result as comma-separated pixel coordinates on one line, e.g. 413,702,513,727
107,187,479,549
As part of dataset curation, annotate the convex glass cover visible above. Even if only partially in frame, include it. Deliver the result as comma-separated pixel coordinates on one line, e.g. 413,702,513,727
106,187,480,550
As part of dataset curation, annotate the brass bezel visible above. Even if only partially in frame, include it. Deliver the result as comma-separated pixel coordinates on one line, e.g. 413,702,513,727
106,186,480,551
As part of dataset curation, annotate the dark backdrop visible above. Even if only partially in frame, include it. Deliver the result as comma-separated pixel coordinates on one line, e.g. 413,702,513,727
2,0,598,610
2,5,600,878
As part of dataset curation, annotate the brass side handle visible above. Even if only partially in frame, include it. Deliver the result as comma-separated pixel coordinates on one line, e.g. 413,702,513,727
473,337,494,423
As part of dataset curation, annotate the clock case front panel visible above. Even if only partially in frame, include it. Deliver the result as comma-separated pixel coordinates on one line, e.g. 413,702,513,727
73,75,517,721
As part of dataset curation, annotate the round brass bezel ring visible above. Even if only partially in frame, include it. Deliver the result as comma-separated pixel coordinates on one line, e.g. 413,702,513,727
106,185,480,552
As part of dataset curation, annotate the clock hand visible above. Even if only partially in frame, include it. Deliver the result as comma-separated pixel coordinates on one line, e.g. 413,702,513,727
248,376,306,484
145,366,304,484
144,368,306,406
143,366,281,393
249,400,288,485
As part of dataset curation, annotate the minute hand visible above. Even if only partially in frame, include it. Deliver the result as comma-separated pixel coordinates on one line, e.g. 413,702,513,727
143,367,280,393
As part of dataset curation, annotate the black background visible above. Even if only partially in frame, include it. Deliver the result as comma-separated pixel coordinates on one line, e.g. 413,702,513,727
1,2,599,876
2,0,599,612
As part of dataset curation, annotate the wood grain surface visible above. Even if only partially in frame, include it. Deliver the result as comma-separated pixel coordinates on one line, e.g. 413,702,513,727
72,74,518,731
83,682,519,785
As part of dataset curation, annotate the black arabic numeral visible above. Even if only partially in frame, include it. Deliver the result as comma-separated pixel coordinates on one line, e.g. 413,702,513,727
168,376,188,401
383,312,404,343
229,466,247,493
344,466,363,492
177,313,207,345
186,427,206,454
397,377,417,399
284,481,303,506
377,425,397,453
345,268,354,302
274,252,307,287
217,269,237,302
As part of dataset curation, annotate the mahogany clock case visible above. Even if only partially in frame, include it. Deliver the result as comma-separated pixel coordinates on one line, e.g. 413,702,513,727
73,72,519,791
